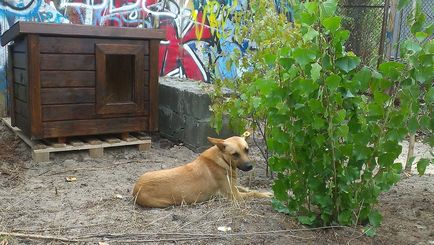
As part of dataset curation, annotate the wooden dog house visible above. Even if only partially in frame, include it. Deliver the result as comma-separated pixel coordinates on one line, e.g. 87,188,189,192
1,22,165,141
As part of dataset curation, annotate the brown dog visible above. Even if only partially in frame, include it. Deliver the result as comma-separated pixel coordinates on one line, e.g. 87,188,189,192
132,136,272,208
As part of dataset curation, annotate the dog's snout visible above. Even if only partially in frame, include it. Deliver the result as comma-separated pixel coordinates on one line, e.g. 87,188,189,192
238,162,253,172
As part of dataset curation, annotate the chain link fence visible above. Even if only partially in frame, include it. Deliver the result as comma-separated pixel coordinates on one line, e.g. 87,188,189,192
338,0,387,66
391,0,434,59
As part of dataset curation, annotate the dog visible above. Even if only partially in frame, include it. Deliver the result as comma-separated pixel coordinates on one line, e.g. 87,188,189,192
132,135,272,208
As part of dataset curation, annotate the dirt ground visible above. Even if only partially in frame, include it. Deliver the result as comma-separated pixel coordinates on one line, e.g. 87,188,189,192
0,122,433,245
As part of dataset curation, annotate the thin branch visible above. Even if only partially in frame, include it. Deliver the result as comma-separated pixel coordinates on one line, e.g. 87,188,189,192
405,134,416,172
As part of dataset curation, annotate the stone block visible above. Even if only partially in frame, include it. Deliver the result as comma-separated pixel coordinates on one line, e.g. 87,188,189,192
158,77,234,152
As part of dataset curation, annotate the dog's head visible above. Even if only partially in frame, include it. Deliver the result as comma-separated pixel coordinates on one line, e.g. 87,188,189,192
207,136,253,172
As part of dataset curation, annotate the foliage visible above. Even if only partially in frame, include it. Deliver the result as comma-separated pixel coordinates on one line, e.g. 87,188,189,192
210,0,433,234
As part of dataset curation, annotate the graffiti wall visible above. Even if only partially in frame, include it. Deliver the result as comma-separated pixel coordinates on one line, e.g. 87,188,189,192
0,0,248,81
0,0,251,115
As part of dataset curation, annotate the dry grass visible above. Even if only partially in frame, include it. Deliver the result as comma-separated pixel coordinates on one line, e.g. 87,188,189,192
0,122,433,244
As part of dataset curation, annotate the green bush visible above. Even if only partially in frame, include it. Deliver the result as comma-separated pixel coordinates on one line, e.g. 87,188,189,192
211,0,433,235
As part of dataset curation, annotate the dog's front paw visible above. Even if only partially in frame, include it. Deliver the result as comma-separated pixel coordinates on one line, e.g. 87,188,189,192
260,191,274,198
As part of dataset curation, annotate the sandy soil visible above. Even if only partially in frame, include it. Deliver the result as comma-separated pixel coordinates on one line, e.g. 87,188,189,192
0,122,433,245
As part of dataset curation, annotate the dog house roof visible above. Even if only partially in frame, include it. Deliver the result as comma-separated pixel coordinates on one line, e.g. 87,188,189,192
1,21,166,46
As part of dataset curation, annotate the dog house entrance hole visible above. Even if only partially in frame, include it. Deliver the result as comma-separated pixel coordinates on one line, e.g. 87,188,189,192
105,54,134,103
96,43,145,115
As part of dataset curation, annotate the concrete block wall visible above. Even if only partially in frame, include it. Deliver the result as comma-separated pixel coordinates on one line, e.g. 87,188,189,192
159,77,234,152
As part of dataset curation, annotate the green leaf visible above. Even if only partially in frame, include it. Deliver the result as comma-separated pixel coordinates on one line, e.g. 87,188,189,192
401,40,422,55
410,4,426,35
334,109,346,124
272,176,289,200
425,87,434,104
303,27,319,42
368,209,382,227
338,210,352,225
353,67,372,90
308,99,323,112
368,103,384,117
373,91,390,105
293,48,317,67
294,78,319,96
408,117,418,134
378,61,405,80
279,58,294,70
336,56,360,73
312,116,326,129
252,96,261,109
298,214,316,225
310,63,322,81
271,199,291,215
416,158,431,176
398,0,410,10
336,125,349,138
333,30,350,47
326,74,341,91
364,226,377,237
320,0,338,18
264,53,276,65
415,32,428,42
305,2,319,14
255,78,276,94
322,16,341,33
419,115,430,129
300,12,316,25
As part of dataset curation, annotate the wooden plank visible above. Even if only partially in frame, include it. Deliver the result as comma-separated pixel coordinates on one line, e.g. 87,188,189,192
138,143,151,151
144,56,149,70
144,71,149,86
144,86,149,101
14,68,28,86
42,117,148,138
13,37,27,52
69,140,85,147
125,136,138,142
13,52,26,69
34,138,151,153
120,132,129,141
1,22,166,46
40,54,95,71
14,113,30,137
385,0,398,59
2,117,33,148
148,40,160,132
28,35,43,139
32,152,50,162
42,103,95,121
42,103,148,122
41,71,95,88
14,83,27,102
103,137,121,144
131,132,151,140
7,45,15,126
3,117,152,157
41,88,95,105
86,138,103,145
89,148,104,158
39,37,149,55
14,99,28,117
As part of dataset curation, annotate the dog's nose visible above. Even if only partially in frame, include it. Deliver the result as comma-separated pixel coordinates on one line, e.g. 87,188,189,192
238,163,253,172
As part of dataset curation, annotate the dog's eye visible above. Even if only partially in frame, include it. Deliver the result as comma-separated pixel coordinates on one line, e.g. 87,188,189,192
232,152,240,157
245,148,249,153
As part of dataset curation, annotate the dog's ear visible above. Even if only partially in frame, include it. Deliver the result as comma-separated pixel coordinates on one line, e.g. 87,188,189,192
241,131,251,139
208,137,226,151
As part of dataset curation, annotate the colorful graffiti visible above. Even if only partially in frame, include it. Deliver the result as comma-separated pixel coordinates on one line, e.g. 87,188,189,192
0,0,250,84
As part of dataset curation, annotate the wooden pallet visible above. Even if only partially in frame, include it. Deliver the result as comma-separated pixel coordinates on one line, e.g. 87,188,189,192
2,117,151,163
